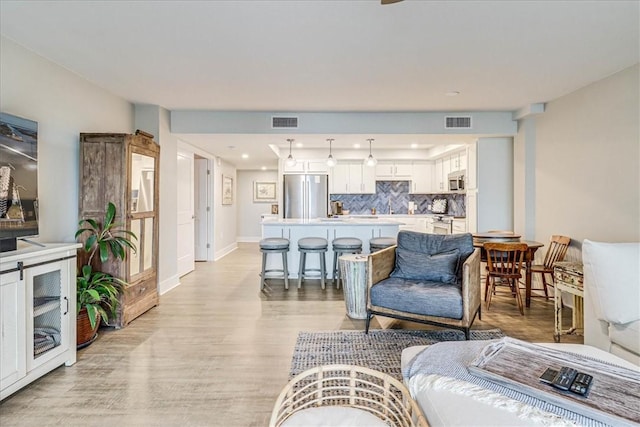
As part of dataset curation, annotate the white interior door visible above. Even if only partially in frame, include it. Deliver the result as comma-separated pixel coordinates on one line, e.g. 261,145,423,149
177,149,195,277
194,158,209,261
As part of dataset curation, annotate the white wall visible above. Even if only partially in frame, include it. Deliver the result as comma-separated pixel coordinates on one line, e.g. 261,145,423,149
0,36,133,243
213,159,238,260
237,170,279,242
515,64,639,258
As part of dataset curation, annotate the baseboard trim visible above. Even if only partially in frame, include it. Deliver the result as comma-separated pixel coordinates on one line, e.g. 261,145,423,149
237,236,261,243
159,274,180,295
215,242,238,261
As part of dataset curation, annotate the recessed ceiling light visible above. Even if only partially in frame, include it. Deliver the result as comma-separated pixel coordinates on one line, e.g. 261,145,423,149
227,145,236,149
445,91,460,97
411,143,418,149
353,143,361,149
295,142,303,148
241,153,249,159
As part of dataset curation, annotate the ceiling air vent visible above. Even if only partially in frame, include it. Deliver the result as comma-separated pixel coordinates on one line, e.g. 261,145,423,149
271,116,299,129
445,116,472,129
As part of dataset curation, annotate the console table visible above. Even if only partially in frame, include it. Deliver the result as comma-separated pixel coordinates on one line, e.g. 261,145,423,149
553,261,584,342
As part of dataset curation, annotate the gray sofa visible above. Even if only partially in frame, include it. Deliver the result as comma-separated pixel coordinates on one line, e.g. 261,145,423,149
365,230,481,339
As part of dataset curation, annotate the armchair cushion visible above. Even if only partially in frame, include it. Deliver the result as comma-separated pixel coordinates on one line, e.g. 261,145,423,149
390,248,459,284
390,231,474,283
370,277,463,319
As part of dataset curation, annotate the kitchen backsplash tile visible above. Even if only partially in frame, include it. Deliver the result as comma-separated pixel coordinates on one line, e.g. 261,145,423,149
331,181,466,216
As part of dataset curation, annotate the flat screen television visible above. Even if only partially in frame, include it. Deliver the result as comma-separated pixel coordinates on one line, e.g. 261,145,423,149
0,112,39,252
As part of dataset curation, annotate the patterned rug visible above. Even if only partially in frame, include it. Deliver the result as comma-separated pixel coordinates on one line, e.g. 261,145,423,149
290,329,505,381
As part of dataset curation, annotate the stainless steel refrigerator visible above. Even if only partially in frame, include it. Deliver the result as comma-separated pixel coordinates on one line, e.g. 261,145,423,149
283,174,328,219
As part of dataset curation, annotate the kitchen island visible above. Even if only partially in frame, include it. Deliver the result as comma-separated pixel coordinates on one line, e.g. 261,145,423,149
261,217,404,280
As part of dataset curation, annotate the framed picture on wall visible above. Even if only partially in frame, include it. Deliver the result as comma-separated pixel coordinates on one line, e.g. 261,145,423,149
254,181,277,202
222,175,233,205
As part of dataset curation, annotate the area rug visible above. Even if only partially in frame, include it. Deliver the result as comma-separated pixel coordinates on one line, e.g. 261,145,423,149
290,329,505,381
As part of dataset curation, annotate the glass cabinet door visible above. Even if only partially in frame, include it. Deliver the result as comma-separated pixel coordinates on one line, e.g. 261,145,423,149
32,269,62,358
128,150,157,280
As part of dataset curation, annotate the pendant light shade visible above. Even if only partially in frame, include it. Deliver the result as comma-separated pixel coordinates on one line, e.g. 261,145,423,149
365,138,377,167
326,138,336,167
285,138,296,167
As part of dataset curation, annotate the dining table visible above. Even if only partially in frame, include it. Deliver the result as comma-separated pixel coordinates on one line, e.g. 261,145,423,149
472,232,545,308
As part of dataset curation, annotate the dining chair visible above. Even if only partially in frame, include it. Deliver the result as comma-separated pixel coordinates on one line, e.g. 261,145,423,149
484,242,528,315
528,235,571,300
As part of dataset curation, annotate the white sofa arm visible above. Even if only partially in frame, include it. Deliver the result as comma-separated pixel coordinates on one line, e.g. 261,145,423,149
583,240,640,361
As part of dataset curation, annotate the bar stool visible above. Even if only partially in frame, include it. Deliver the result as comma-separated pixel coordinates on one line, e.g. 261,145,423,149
298,237,329,290
331,237,363,289
259,237,290,290
369,237,397,253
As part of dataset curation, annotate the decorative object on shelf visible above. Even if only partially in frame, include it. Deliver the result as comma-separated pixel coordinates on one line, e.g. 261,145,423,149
326,138,336,167
75,202,137,348
285,138,296,167
222,175,234,205
365,138,377,167
253,181,276,202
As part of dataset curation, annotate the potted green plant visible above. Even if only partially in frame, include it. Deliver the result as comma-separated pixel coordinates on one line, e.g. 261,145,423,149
75,202,137,347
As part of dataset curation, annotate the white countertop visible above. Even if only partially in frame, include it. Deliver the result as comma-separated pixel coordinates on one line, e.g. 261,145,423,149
261,217,405,226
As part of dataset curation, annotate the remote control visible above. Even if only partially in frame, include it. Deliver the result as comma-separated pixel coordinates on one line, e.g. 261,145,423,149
569,372,593,396
551,367,578,391
539,368,558,384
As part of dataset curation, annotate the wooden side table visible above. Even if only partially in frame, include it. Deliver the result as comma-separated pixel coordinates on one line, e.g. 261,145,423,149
553,261,584,342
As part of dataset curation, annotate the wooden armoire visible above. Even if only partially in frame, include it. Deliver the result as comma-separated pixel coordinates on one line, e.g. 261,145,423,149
78,131,160,327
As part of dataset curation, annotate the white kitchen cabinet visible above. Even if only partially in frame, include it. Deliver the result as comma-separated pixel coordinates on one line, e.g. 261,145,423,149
450,151,467,172
306,160,329,173
425,217,435,233
0,243,79,401
283,159,329,174
330,162,375,194
375,161,412,180
432,149,466,192
452,218,467,234
410,161,433,194
0,270,26,394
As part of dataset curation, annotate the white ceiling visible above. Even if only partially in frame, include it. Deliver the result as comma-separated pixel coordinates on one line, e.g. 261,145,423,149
1,0,638,169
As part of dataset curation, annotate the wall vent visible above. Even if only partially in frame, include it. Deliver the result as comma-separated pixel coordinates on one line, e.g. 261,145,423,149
271,116,299,129
444,116,472,129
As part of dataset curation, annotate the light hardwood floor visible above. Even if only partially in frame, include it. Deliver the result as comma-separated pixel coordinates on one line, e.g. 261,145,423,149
0,243,582,426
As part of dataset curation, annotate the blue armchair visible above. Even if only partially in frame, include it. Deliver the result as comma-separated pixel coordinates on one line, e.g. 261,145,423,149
365,230,481,339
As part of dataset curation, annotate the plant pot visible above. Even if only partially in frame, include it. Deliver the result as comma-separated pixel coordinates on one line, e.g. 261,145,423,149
77,308,100,348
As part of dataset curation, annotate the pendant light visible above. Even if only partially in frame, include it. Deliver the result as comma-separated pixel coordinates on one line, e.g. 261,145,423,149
285,138,296,167
326,138,337,167
365,138,377,167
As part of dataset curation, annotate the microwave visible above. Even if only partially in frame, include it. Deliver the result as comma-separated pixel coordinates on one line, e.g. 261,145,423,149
448,171,466,191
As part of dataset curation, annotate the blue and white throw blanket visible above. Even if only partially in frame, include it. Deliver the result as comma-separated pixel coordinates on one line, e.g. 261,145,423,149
403,338,632,427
